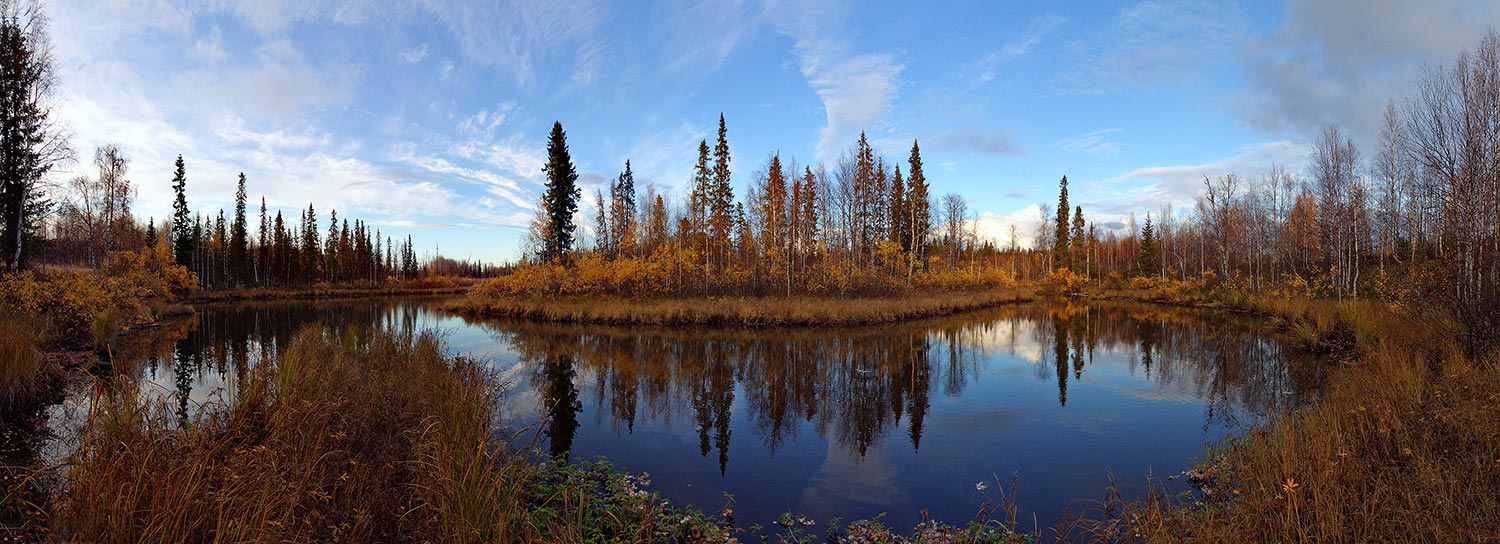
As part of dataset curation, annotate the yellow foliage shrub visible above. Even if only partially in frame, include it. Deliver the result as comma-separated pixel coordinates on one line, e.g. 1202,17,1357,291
0,246,197,345
1044,267,1090,294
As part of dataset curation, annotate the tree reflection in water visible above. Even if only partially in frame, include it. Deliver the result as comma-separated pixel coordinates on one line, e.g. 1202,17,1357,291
113,299,1318,484
94,298,1321,531
486,301,1316,463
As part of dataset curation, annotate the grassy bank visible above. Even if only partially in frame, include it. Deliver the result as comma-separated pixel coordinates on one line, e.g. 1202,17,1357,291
452,288,1034,327
1065,286,1500,542
0,320,63,417
185,281,472,304
1,248,193,418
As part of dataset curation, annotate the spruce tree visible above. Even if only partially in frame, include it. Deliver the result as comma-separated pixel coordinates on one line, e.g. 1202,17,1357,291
907,140,930,267
0,5,68,272
170,155,193,269
215,210,227,287
1071,205,1086,275
1052,176,1070,270
1137,214,1157,277
302,203,319,282
540,121,580,262
608,160,636,257
258,197,268,286
709,114,734,267
890,164,907,252
230,173,249,285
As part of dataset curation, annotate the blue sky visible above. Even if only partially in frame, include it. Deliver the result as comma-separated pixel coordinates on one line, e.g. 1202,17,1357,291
48,0,1500,263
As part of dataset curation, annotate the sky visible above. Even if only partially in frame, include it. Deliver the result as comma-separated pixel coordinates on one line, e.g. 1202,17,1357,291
46,0,1500,264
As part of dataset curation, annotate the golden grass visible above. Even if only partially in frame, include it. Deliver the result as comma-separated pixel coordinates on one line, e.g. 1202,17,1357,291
1073,288,1500,543
187,282,471,304
0,318,61,416
453,288,1034,327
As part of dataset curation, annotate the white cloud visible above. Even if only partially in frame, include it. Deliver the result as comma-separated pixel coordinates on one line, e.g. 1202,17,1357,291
193,25,227,64
398,43,429,64
974,203,1047,248
1063,0,1248,93
451,134,546,184
458,102,518,139
769,0,904,160
973,13,1065,84
417,0,608,88
1096,140,1310,212
1236,0,1500,144
1054,128,1124,158
175,60,360,121
655,0,763,76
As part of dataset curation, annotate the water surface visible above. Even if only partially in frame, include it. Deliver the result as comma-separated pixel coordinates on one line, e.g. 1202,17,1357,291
110,297,1316,532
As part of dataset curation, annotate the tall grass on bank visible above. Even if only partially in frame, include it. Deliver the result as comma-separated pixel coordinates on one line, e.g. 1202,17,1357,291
453,288,1034,328
185,278,473,304
0,318,61,417
1072,290,1500,542
52,325,733,543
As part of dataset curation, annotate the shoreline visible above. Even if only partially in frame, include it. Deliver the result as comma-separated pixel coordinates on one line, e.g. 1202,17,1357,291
183,284,470,304
448,288,1035,328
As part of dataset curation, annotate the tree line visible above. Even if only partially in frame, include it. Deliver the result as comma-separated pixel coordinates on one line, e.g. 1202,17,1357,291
519,116,1010,296
1025,33,1500,354
43,152,497,288
0,1,490,288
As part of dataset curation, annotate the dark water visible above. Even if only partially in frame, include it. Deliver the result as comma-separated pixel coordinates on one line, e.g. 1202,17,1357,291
101,297,1315,532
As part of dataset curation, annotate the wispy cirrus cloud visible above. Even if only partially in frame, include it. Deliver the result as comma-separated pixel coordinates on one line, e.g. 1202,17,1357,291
973,13,1065,84
768,0,904,160
1054,128,1124,158
1061,0,1248,94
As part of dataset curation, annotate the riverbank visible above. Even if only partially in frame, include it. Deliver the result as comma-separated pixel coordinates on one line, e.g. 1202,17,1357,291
185,282,472,304
1061,285,1500,542
451,288,1034,328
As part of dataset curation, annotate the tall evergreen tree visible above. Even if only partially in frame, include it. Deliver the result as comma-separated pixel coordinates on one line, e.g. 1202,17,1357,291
688,140,712,263
325,209,339,281
1137,213,1157,277
230,173,249,285
257,197,268,286
190,213,203,281
709,114,734,267
272,211,285,285
907,140,930,269
301,203,319,281
1052,175,1070,270
0,2,69,271
170,155,192,269
1070,205,1086,275
539,121,580,262
761,154,788,254
890,164,907,252
608,159,636,257
214,210,227,287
